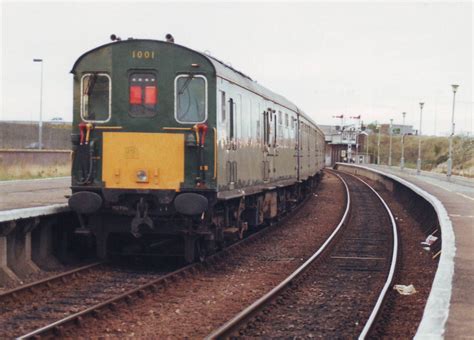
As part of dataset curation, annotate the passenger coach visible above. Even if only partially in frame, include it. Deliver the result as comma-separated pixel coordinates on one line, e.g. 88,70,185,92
68,37,325,262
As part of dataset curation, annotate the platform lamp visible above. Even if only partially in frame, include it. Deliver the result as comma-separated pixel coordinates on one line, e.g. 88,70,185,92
364,131,369,163
33,58,44,150
416,102,424,175
400,112,406,170
388,118,393,166
447,85,459,179
376,122,381,165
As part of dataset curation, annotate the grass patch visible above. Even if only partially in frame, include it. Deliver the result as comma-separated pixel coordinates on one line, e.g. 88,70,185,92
366,134,474,177
0,164,70,180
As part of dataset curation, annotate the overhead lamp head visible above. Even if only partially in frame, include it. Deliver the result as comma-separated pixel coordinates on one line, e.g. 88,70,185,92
33,58,43,62
451,84,459,93
419,102,424,109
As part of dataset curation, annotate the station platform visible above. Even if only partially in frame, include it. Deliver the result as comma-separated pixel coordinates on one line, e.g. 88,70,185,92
0,170,472,338
0,177,70,212
361,164,474,339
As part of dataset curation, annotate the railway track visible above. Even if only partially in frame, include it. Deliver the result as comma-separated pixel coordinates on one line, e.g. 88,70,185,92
207,170,398,339
0,261,178,339
4,178,321,339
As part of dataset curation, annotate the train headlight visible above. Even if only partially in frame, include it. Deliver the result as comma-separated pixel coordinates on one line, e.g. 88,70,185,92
136,170,148,183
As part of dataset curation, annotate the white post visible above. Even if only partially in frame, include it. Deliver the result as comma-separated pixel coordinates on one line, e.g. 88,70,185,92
366,133,369,163
33,58,44,150
377,123,381,165
417,102,424,175
389,119,393,166
400,112,406,170
447,85,459,179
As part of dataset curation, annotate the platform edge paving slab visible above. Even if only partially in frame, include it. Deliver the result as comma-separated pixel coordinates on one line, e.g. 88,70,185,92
0,204,69,223
335,163,456,340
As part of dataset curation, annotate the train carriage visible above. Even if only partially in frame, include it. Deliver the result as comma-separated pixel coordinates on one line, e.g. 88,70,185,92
68,38,325,262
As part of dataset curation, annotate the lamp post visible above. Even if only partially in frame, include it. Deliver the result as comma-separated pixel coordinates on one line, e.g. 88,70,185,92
416,102,424,175
377,122,381,165
447,85,459,179
33,58,44,150
388,118,393,166
400,111,406,170
354,131,358,163
365,132,369,163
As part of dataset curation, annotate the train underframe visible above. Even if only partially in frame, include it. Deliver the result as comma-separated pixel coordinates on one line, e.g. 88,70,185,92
73,173,321,263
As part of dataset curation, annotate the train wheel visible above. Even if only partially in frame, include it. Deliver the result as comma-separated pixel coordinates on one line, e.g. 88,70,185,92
184,236,206,263
195,239,207,263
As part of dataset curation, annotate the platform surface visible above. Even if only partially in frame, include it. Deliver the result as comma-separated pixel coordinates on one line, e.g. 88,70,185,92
1,170,473,337
0,177,70,212
366,165,474,339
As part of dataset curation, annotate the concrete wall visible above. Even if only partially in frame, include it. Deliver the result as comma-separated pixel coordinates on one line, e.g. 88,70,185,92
0,150,71,180
0,122,71,150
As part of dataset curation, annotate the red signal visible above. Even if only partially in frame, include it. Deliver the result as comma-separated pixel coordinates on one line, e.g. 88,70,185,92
130,86,142,104
145,86,157,105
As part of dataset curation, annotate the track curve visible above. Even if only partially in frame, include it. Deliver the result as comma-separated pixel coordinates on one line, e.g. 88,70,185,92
207,170,398,339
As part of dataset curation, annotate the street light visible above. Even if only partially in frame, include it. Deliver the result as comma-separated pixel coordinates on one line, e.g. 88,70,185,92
417,102,424,175
33,58,44,150
447,85,459,179
377,122,381,165
400,112,406,170
364,131,369,163
388,118,393,166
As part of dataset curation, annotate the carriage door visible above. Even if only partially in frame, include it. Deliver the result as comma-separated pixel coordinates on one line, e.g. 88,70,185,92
262,108,275,182
226,97,237,188
295,114,301,181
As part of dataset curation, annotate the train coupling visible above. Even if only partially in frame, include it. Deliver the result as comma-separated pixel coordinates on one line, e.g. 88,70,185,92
131,198,154,238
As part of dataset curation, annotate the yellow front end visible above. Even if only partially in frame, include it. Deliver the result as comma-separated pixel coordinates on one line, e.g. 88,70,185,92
102,132,184,190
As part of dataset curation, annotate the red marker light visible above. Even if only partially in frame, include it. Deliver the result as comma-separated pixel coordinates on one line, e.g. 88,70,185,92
129,86,142,104
145,86,157,105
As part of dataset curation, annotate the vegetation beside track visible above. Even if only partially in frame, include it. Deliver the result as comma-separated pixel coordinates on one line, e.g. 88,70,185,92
366,133,474,177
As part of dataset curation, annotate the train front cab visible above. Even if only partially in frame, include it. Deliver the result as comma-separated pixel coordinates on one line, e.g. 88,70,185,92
68,41,218,262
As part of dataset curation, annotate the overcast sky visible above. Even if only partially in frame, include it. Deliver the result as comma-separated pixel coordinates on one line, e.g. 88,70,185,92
1,1,472,136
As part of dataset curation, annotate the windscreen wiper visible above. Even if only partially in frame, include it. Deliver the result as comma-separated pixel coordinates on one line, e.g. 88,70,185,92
178,75,194,95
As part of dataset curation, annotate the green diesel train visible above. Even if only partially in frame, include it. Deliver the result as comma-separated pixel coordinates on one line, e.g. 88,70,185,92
68,37,325,262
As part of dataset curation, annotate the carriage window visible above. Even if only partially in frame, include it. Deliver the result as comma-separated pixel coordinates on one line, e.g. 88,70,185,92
81,73,111,122
129,72,158,117
175,75,207,123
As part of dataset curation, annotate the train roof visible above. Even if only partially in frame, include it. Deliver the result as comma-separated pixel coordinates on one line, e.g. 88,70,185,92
71,39,321,131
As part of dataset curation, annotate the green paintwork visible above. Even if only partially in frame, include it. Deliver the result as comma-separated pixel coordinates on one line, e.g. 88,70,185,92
71,40,217,191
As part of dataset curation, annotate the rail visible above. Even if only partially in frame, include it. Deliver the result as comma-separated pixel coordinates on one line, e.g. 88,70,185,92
16,180,317,339
205,171,351,339
349,173,399,339
0,262,103,300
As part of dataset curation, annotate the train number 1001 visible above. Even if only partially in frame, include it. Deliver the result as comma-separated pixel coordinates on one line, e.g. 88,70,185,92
132,50,155,59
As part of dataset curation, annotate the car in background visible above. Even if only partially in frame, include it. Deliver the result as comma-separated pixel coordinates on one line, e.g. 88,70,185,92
25,142,45,149
49,117,64,124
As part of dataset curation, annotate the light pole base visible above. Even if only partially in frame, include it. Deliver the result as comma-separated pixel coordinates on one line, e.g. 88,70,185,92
447,158,452,179
400,158,405,171
416,159,421,175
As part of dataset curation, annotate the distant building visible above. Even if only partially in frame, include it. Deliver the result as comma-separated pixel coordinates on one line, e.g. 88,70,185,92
320,124,368,166
380,124,414,135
